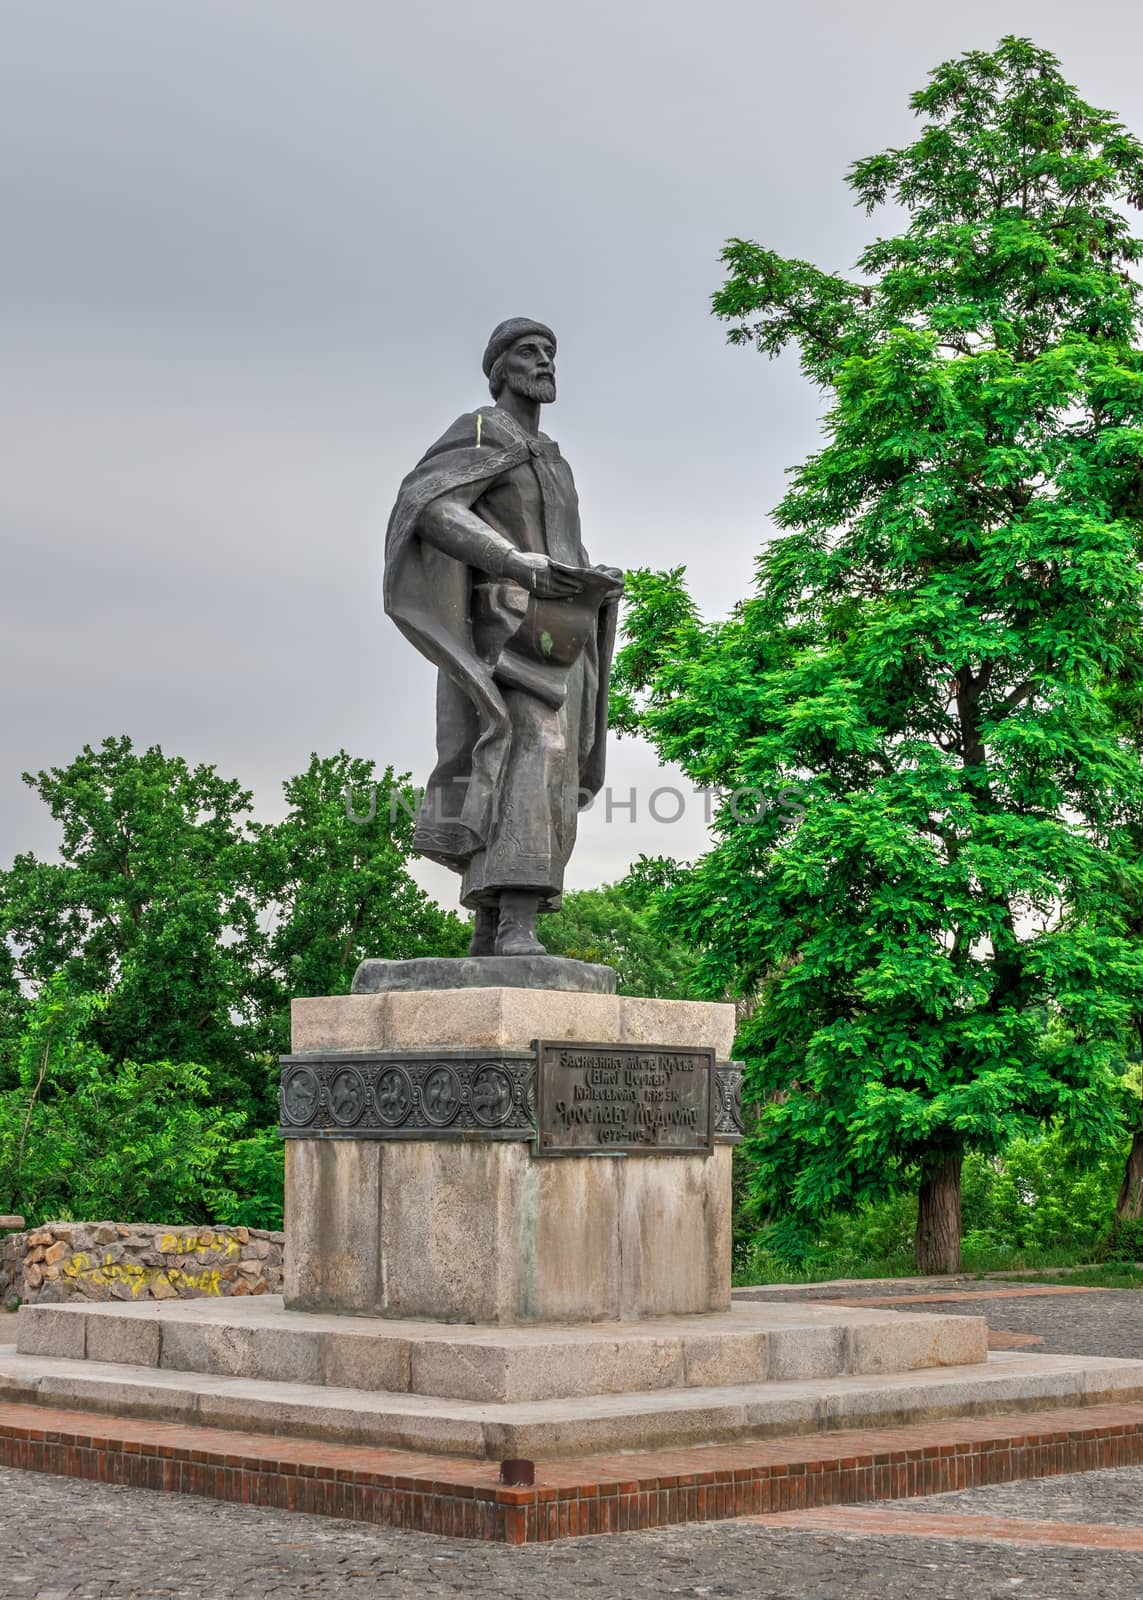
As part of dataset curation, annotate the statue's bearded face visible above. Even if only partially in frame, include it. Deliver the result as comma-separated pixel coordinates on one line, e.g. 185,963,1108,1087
501,335,557,404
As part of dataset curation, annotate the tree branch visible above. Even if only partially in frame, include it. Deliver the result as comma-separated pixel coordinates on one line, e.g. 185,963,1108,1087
994,679,1038,718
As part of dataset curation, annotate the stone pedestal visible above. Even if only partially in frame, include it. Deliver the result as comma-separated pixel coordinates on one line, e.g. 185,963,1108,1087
281,984,740,1324
14,982,1129,1464
285,1139,732,1323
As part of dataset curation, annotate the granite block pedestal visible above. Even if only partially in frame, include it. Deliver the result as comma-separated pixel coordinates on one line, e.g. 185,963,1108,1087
281,978,739,1323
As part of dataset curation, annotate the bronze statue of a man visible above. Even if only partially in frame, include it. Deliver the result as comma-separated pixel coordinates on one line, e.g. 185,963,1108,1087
384,319,623,957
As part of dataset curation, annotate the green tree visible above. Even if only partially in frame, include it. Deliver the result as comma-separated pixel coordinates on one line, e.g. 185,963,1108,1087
540,876,700,997
0,975,245,1227
1112,827,1143,1222
0,737,263,1108
1115,964,1143,1220
211,1129,285,1233
0,742,471,1114
0,744,475,1227
249,752,468,1051
613,37,1143,1272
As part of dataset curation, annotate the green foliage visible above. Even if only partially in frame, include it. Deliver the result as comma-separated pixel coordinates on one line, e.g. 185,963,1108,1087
0,977,245,1228
0,736,265,1113
614,38,1143,1254
736,1125,1127,1281
1096,1215,1143,1262
540,880,700,997
210,1130,285,1233
249,752,468,1052
0,742,470,1123
1032,1263,1143,1287
736,1192,920,1283
960,1127,1124,1255
0,743,474,1228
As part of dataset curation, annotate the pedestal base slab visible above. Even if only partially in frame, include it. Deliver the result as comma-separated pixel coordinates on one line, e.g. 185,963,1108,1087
15,1295,987,1404
4,1321,1143,1460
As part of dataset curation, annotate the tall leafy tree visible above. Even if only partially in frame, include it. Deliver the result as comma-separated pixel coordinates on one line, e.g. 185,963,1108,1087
614,38,1143,1271
0,738,262,1106
1113,820,1143,1221
0,741,470,1218
0,743,473,1084
0,975,246,1228
541,876,701,997
249,752,468,1051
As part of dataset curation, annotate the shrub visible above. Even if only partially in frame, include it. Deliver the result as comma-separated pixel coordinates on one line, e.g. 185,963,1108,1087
1096,1217,1143,1263
734,1124,1127,1282
0,977,245,1227
210,1130,285,1233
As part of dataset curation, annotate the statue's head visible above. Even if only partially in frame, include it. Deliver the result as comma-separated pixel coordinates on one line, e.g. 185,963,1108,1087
482,318,557,405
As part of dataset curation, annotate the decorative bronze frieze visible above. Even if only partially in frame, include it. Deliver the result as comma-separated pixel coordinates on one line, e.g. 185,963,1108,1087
279,1046,743,1146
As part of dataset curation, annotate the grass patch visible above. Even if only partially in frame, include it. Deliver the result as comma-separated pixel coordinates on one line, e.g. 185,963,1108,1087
1011,1262,1143,1290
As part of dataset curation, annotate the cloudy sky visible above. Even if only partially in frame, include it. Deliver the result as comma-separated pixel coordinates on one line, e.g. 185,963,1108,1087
3,0,1141,908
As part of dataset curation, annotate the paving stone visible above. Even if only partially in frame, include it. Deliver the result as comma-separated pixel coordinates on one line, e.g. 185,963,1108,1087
3,1462,1143,1597
892,1462,1143,1525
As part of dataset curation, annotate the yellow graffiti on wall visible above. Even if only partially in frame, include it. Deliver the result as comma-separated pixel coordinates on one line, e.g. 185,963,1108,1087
61,1253,223,1298
157,1232,240,1258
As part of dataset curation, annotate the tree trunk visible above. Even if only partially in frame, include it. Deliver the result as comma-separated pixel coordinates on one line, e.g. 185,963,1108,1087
915,1153,963,1274
1116,1127,1143,1221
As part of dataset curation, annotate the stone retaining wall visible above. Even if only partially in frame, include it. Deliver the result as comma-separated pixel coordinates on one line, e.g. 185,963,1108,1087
0,1222,284,1308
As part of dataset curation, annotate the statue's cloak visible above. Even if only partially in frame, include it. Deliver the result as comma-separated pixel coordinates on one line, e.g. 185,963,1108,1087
384,406,617,871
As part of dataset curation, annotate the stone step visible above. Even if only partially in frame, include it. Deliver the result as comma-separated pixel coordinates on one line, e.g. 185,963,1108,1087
15,1297,987,1404
3,1340,1143,1460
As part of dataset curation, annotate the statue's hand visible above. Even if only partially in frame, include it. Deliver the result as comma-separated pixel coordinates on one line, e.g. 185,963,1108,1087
594,564,625,589
508,552,585,598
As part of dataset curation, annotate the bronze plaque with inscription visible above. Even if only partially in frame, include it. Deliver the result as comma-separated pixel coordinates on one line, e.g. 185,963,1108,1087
535,1041,715,1156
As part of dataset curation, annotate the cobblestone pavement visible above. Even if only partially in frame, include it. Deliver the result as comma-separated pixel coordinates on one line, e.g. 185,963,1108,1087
3,1463,1143,1599
892,1463,1143,1524
5,1286,1143,1597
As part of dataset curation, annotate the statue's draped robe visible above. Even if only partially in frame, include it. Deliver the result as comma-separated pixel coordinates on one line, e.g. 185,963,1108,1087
384,405,616,909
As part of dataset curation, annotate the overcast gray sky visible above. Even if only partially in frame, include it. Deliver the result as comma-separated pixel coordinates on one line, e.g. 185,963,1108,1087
2,0,1141,907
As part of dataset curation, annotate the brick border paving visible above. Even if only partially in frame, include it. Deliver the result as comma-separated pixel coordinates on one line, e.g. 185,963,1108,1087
6,1399,1143,1543
752,1506,1143,1550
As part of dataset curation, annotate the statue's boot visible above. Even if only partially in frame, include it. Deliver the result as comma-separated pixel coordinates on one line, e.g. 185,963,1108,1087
468,904,498,957
495,891,546,957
